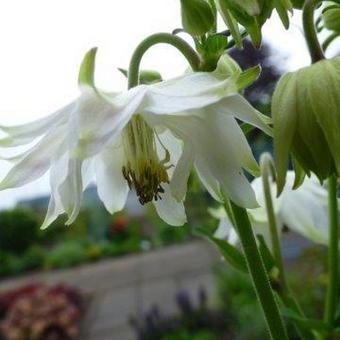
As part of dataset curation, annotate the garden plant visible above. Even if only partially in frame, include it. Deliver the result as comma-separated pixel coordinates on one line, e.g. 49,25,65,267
0,0,339,339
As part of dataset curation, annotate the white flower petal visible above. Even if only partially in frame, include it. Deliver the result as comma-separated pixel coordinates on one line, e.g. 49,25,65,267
280,176,329,245
59,159,83,225
195,162,223,202
41,153,70,229
0,127,66,190
153,183,187,226
170,143,194,201
162,114,258,208
145,72,235,115
210,94,272,135
72,87,147,158
222,116,259,176
0,102,72,147
95,142,129,214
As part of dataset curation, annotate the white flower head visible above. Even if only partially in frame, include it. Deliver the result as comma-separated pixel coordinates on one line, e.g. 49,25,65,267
214,171,339,246
0,48,271,229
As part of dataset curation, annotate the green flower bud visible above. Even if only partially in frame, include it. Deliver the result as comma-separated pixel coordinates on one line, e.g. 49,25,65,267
323,4,340,32
216,0,262,47
180,0,215,36
272,58,340,193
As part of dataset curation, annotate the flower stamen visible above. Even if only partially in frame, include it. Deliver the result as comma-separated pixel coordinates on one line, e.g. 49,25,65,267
122,115,170,204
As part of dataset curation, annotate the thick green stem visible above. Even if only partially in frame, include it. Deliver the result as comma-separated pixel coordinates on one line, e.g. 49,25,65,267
302,0,325,63
324,175,339,328
128,33,201,89
229,201,288,340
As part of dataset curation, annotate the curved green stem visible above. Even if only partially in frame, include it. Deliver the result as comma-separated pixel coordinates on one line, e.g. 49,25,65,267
229,201,288,340
260,154,287,289
260,154,314,340
324,175,339,328
128,32,201,89
303,0,325,63
322,32,340,53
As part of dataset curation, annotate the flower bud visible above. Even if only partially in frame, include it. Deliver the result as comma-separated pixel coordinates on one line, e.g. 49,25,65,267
180,0,215,36
216,0,262,47
323,4,340,32
272,58,340,193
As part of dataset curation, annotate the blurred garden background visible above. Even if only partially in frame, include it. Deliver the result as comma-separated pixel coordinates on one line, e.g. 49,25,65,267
0,37,336,339
1,0,340,337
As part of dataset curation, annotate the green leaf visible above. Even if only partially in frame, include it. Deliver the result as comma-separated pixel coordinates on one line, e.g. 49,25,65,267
195,227,248,273
281,307,330,333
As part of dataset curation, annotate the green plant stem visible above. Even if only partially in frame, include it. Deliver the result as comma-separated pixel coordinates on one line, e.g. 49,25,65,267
260,155,287,290
260,154,314,340
128,32,201,89
303,0,325,63
229,201,288,340
324,175,339,328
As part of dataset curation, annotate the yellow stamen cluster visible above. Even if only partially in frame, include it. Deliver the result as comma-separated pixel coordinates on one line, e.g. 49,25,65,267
122,115,170,204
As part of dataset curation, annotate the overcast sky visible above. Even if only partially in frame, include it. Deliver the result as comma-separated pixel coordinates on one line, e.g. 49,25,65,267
0,0,338,208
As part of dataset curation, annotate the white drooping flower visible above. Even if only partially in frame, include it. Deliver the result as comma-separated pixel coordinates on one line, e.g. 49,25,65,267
0,48,271,229
213,171,338,246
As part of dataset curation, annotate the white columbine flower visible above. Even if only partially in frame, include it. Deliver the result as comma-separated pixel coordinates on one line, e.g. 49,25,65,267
0,48,271,229
214,171,339,246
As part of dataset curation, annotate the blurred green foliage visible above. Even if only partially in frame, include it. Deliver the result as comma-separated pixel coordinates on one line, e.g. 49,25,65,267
0,208,40,254
0,202,203,278
214,246,330,340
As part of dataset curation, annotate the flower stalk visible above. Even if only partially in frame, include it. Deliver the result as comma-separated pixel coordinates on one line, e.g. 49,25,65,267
229,200,289,340
324,175,339,328
127,32,201,89
303,0,324,63
260,154,313,340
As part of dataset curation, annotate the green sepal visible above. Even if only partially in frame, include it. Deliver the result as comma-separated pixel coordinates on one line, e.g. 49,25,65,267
291,156,306,190
78,47,97,91
216,0,243,48
274,0,292,29
236,65,261,91
118,68,163,85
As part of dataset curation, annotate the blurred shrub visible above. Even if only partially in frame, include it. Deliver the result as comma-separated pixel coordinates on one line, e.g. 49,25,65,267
0,284,83,340
0,246,45,278
0,209,39,254
44,241,87,269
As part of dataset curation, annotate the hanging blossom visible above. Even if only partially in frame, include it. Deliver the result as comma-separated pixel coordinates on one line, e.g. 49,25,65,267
213,171,339,246
0,48,271,229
